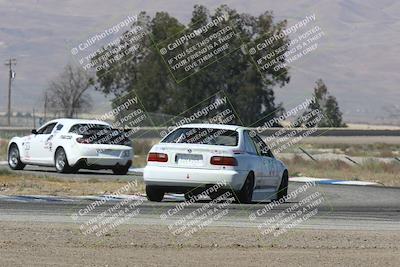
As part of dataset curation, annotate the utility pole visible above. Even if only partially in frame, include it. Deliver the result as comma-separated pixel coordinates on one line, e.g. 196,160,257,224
44,91,48,121
33,108,36,128
5,58,17,126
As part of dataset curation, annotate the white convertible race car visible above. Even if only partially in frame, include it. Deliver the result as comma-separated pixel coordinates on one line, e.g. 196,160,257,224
143,124,288,203
8,118,133,174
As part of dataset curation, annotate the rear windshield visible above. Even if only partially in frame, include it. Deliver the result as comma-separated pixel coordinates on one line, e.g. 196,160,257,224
69,124,111,135
69,123,131,146
162,128,238,146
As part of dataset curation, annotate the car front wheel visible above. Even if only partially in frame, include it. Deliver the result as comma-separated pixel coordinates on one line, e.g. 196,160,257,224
112,164,130,175
8,144,25,170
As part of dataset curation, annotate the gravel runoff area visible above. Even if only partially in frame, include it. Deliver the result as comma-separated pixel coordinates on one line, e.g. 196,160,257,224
0,222,399,266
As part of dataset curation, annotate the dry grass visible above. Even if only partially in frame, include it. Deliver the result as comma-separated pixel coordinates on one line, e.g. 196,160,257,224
132,139,156,155
133,155,147,168
0,139,7,161
297,143,400,158
0,170,145,196
287,155,400,186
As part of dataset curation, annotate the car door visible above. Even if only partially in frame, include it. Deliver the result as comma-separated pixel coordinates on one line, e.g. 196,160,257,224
263,145,281,187
251,134,280,188
30,122,57,164
242,131,268,190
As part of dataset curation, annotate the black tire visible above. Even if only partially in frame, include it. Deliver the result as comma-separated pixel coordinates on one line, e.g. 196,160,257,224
54,147,72,173
208,190,224,201
234,172,254,204
185,189,222,201
146,186,164,202
184,191,196,201
112,164,130,175
8,144,25,170
277,171,289,201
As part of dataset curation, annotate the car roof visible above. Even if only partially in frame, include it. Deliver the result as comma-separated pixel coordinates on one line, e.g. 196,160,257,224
177,123,245,131
44,118,111,128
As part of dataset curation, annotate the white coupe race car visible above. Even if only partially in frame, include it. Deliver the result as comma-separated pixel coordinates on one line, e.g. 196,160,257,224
143,124,288,203
8,118,133,174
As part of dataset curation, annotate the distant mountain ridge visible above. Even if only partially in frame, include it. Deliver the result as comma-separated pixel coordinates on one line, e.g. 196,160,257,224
0,0,399,124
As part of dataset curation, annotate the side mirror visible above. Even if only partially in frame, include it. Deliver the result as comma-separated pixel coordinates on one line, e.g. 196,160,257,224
31,129,38,135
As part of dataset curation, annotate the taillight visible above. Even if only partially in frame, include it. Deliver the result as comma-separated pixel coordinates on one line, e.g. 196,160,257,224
148,152,168,162
76,137,91,144
210,156,237,166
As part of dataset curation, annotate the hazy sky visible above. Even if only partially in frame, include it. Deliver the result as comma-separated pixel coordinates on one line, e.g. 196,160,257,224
0,0,399,124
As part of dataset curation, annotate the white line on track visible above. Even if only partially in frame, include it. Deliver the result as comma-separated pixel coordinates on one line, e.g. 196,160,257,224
290,176,379,185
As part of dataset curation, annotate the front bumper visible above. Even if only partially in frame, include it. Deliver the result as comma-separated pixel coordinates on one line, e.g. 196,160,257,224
143,165,248,191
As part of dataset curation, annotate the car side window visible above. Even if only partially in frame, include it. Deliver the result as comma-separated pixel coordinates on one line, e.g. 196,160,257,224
55,124,63,131
250,135,263,156
36,124,48,134
243,131,258,154
43,123,56,134
37,123,57,134
251,135,274,158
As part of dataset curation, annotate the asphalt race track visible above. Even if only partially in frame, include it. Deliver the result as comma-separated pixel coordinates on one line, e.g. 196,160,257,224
1,162,399,231
0,177,399,231
0,162,139,180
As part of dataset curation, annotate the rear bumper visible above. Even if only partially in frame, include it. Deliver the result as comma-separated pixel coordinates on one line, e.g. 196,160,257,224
67,144,133,167
75,159,132,170
143,165,248,191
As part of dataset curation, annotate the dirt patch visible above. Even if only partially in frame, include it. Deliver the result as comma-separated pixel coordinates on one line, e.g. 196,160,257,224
0,222,399,266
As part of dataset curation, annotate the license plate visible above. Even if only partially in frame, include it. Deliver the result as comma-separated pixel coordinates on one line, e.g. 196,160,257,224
97,149,121,157
176,154,203,166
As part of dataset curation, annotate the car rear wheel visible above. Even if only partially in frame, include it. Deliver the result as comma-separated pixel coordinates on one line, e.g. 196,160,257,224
184,191,196,201
112,164,130,175
55,148,72,173
277,171,289,201
208,190,224,201
234,172,254,204
8,144,25,170
146,186,164,202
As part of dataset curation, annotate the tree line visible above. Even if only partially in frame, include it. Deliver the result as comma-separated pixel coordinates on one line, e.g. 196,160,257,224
44,4,345,128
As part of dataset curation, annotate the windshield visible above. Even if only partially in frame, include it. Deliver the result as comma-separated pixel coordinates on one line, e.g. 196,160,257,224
161,127,238,146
